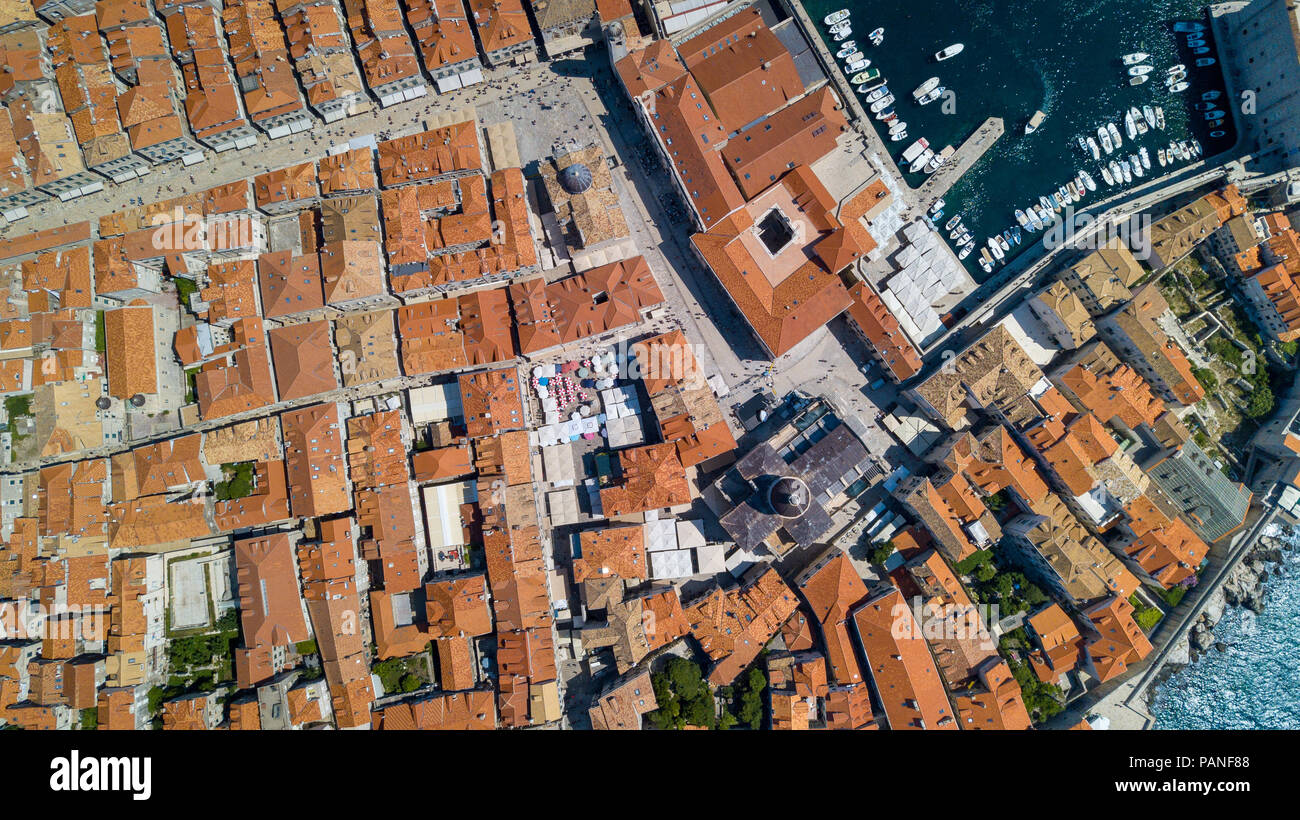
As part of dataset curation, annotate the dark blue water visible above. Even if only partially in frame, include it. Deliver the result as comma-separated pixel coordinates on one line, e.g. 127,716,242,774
804,0,1234,280
1149,526,1300,729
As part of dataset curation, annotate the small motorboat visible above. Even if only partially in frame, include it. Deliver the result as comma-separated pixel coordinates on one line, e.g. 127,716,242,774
846,58,870,72
869,27,885,44
1109,160,1123,183
1168,63,1187,74
1191,139,1203,156
875,107,896,122
850,68,881,85
836,42,857,57
870,95,895,113
909,149,934,173
889,131,908,142
990,241,1005,261
1011,226,1022,245
1039,195,1054,213
1196,57,1217,67
1173,21,1206,33
1194,102,1217,111
840,51,865,65
1207,118,1224,128
864,85,891,102
1155,106,1166,130
998,233,1011,251
1015,209,1029,227
1169,81,1190,93
1130,154,1144,177
1101,165,1115,186
1125,109,1137,140
1128,65,1153,76
1157,148,1167,167
888,120,907,135
833,27,852,41
979,257,993,273
1080,170,1097,191
1139,147,1150,170
1119,160,1132,183
1192,46,1210,55
1098,126,1113,154
1122,52,1149,65
913,77,941,99
1108,122,1122,147
929,198,946,214
1025,110,1046,135
1203,110,1225,120
918,87,945,105
1129,75,1148,86
824,9,850,26
1187,37,1206,48
1086,137,1100,160
958,245,974,260
935,43,965,61
945,214,963,231
1210,130,1226,138
1202,90,1222,101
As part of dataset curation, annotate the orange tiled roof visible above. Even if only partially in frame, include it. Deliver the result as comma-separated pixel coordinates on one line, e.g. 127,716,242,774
599,443,691,515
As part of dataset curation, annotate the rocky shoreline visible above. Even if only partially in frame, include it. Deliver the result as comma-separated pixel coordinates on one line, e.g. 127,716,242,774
1158,533,1292,676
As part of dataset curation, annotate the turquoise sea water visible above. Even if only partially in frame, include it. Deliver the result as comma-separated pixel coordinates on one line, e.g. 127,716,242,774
803,0,1234,280
1148,528,1300,730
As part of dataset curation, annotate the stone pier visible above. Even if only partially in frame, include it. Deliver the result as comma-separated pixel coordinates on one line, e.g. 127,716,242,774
914,117,1004,211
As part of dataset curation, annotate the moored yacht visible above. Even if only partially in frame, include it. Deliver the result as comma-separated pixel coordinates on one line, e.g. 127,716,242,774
824,9,850,26
1128,65,1153,76
918,87,945,105
1086,137,1100,160
1155,106,1166,130
1125,109,1137,140
1098,126,1113,154
869,27,885,44
913,77,941,99
833,27,852,41
935,43,965,61
1139,147,1151,169
836,42,857,57
1080,170,1097,192
1143,105,1157,129
1108,122,1122,148
1122,52,1149,64
1101,165,1115,186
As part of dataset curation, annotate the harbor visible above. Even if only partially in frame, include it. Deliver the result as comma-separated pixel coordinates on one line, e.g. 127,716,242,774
805,0,1236,281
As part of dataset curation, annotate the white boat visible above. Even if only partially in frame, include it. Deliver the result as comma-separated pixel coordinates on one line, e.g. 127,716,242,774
824,9,850,26
1196,57,1217,67
1210,130,1226,138
909,149,935,174
1098,126,1113,154
1086,137,1100,160
875,107,896,121
989,240,1005,261
1108,122,1122,147
1179,141,1193,160
1139,147,1150,169
870,95,895,113
1101,165,1115,186
979,257,993,273
1036,205,1052,224
913,77,941,99
889,131,908,142
1173,21,1205,33
1155,106,1166,130
1187,37,1206,48
1130,154,1144,177
1119,160,1132,183
1080,170,1096,191
1158,148,1168,167
1169,81,1190,93
1143,105,1157,129
833,27,852,41
840,51,865,64
1125,109,1137,140
1025,110,1046,135
945,214,963,231
1166,71,1188,86
1191,139,1203,156
888,120,907,134
1129,65,1153,76
1122,52,1149,65
1192,46,1210,55
935,43,965,61
1129,75,1148,86
1068,181,1080,201
918,87,945,105
998,234,1011,251
869,27,885,43
1168,63,1186,74
851,69,882,86
930,199,945,214
1039,195,1054,213
864,85,890,102
1015,209,1029,228
958,245,973,260
836,42,857,57
1109,160,1123,183
1027,209,1043,231
846,59,870,72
